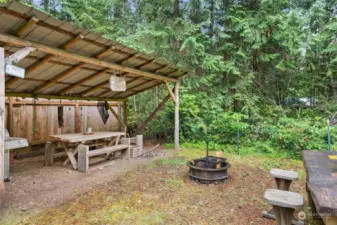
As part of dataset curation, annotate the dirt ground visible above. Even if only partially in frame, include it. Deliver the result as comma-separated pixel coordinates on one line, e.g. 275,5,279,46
0,144,170,222
0,148,324,225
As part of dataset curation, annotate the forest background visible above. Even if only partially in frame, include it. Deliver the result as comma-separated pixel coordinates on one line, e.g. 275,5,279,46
21,0,337,159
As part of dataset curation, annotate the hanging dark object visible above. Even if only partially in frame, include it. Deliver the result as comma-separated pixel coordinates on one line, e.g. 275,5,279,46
57,106,64,127
97,101,109,124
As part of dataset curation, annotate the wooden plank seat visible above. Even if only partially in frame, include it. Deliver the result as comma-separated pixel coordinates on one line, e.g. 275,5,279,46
270,168,299,190
264,189,304,225
87,145,129,157
78,144,130,173
263,169,303,225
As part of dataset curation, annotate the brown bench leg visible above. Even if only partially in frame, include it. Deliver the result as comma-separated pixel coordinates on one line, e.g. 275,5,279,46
275,178,292,191
45,141,55,166
273,205,295,225
78,145,89,173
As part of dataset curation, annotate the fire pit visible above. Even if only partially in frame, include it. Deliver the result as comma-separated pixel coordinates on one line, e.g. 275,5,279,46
187,156,230,184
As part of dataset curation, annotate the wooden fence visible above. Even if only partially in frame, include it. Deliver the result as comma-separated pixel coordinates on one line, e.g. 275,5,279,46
4,97,121,156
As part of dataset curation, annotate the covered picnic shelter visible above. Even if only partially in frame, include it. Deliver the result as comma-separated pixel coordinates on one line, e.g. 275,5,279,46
0,1,188,192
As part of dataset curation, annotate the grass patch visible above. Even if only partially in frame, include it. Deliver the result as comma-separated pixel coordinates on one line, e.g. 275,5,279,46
165,141,303,159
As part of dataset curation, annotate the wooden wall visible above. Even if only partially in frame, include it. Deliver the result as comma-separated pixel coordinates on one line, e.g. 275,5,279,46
4,98,121,154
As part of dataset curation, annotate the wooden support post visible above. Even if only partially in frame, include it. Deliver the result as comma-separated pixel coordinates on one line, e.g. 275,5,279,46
120,138,131,159
78,145,89,173
174,82,180,151
7,97,14,136
0,48,5,191
123,100,129,135
8,97,14,165
44,141,54,166
75,101,81,133
118,103,122,131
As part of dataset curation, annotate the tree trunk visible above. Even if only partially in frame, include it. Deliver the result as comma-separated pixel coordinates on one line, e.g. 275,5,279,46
43,0,49,12
173,0,180,18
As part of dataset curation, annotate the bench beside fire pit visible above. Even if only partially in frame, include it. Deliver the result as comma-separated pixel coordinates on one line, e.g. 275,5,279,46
187,156,230,184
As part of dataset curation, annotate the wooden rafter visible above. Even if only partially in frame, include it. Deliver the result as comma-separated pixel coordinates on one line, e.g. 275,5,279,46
5,91,124,102
5,16,39,87
112,80,156,99
98,77,142,98
0,34,179,83
15,16,39,38
80,80,109,96
0,7,128,57
120,53,140,65
121,71,187,99
108,65,169,98
34,64,85,93
56,45,125,94
95,46,115,59
111,69,180,99
59,53,140,95
59,70,107,94
6,34,83,88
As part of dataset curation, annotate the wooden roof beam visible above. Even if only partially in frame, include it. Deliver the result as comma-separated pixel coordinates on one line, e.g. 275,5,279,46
98,77,142,98
106,62,167,98
5,92,124,102
34,64,85,93
95,46,115,59
0,34,179,83
57,46,121,94
121,71,187,99
5,16,39,87
80,80,109,96
112,80,155,99
108,67,172,99
6,34,83,88
14,16,39,40
120,54,141,65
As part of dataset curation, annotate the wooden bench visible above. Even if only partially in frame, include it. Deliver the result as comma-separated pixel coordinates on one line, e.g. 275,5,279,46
78,144,130,173
270,168,299,190
263,169,302,225
264,189,304,225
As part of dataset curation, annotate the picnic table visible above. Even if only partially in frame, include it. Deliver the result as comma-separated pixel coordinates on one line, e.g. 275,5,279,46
46,132,125,170
303,150,337,225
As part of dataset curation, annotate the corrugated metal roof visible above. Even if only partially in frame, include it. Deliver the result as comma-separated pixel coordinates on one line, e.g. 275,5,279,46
0,1,190,101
